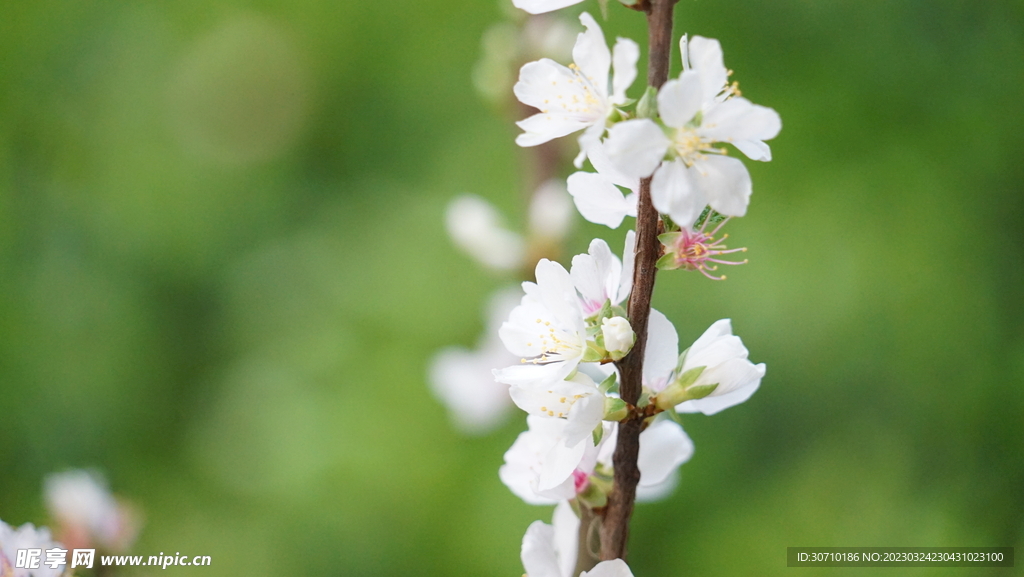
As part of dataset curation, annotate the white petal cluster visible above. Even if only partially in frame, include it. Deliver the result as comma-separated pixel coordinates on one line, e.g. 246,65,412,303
646,310,765,415
603,35,781,227
514,13,639,164
0,519,66,577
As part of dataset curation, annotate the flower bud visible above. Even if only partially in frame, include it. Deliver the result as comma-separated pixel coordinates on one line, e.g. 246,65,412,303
601,316,635,360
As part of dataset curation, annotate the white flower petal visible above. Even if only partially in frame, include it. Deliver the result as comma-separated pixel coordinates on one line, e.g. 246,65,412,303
513,0,585,15
567,172,635,229
535,259,585,334
573,13,611,100
687,36,728,105
571,237,622,313
691,155,752,218
651,159,706,227
658,72,703,128
540,436,588,491
637,420,694,487
611,37,640,105
552,501,580,577
677,365,763,415
604,119,671,181
701,97,781,146
616,230,636,304
582,559,635,577
587,138,640,190
643,309,679,391
521,521,562,577
732,139,772,162
516,111,593,147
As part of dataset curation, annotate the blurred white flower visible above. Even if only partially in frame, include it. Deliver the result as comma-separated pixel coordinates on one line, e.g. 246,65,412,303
43,470,139,553
0,519,65,577
528,179,575,244
514,12,638,165
445,195,526,272
428,288,521,434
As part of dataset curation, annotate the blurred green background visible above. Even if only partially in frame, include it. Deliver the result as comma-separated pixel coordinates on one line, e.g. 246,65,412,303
1,0,1022,575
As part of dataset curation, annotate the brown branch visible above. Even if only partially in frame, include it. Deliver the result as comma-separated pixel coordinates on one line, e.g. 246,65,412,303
599,0,677,562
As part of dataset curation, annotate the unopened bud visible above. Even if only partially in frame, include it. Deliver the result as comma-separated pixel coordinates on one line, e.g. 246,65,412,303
603,397,629,421
601,316,635,360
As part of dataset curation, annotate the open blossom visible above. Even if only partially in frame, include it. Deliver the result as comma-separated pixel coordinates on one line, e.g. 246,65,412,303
514,12,638,164
429,288,521,434
675,318,766,414
44,470,139,553
645,309,765,415
604,35,781,227
521,503,636,577
494,259,588,387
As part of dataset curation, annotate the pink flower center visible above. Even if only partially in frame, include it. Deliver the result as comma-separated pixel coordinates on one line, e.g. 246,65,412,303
572,469,590,494
671,217,748,280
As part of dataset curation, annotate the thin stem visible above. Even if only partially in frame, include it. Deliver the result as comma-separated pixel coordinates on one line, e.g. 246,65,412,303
599,0,677,562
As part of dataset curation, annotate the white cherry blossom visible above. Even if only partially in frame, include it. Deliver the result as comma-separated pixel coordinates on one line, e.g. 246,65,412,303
675,318,766,415
645,310,765,415
514,13,639,163
604,35,781,226
494,259,588,387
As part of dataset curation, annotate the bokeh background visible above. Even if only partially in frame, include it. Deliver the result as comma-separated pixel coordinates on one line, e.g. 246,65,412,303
2,0,1022,575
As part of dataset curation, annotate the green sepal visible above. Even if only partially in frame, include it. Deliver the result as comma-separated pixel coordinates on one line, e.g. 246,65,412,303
569,498,582,518
592,424,604,446
598,372,618,394
603,397,629,421
583,343,605,363
598,0,610,19
684,382,719,401
636,86,659,119
610,304,628,319
675,347,691,373
656,253,680,270
675,365,706,389
664,408,684,426
636,389,651,409
661,214,679,232
658,231,682,245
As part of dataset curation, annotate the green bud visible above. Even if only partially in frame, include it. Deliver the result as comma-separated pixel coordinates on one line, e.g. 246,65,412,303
603,397,629,421
636,85,659,119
